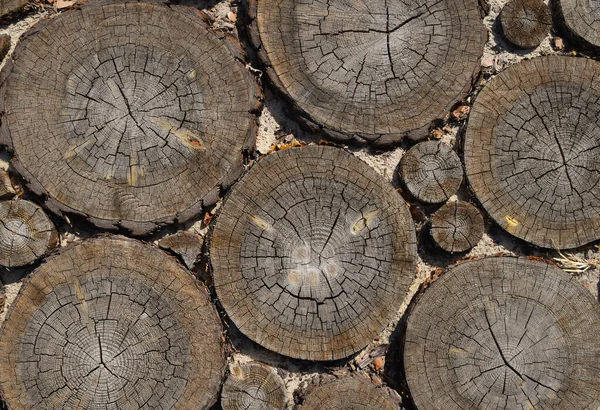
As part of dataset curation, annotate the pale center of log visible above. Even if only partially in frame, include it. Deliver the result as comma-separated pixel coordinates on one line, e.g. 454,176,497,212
0,218,30,248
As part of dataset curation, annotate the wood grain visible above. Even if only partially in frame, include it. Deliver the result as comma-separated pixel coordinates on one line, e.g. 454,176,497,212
298,377,397,409
500,0,551,49
430,200,484,253
221,362,286,410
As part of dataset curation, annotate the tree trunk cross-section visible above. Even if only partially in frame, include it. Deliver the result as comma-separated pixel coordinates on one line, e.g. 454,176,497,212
247,0,487,146
0,2,259,236
210,145,417,361
500,0,551,49
400,140,463,204
221,362,286,410
404,257,600,410
555,0,600,51
464,56,600,249
430,200,484,253
298,377,398,409
0,236,225,410
0,199,57,268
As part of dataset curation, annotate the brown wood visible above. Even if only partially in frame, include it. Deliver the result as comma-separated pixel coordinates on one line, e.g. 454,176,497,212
430,201,484,253
0,199,57,268
464,56,600,249
0,35,10,64
298,377,397,409
158,232,203,270
555,0,600,51
0,171,15,199
0,2,260,236
0,282,4,316
0,236,225,410
0,0,28,18
500,0,551,49
246,0,487,146
404,257,600,409
221,362,286,410
210,145,417,360
400,140,463,204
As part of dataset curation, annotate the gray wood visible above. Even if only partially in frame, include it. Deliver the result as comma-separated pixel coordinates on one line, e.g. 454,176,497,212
0,170,15,199
158,232,203,270
555,0,600,50
430,201,484,253
464,56,600,249
0,236,225,410
400,140,463,204
404,257,600,410
210,145,417,360
500,0,551,49
0,199,57,268
246,0,487,146
221,362,286,410
298,377,397,409
0,0,28,17
0,2,260,236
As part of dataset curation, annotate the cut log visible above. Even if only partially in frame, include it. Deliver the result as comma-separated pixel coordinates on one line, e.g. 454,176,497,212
0,35,10,64
404,257,600,409
0,170,15,199
246,0,487,145
0,2,259,236
210,145,417,360
400,140,463,204
0,236,225,410
464,56,600,249
555,0,600,51
500,0,551,49
158,231,203,270
0,199,57,268
0,0,28,18
430,201,484,253
298,377,397,409
221,362,286,410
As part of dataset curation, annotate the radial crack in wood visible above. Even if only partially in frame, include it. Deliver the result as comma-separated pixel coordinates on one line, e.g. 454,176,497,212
464,56,600,249
0,2,259,235
210,145,417,360
0,199,57,268
400,140,463,204
246,0,487,146
298,377,398,409
555,0,600,51
0,236,225,410
404,257,600,410
500,0,551,49
430,200,484,253
221,362,286,410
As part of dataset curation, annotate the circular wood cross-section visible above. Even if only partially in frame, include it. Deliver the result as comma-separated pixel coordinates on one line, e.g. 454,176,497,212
0,236,225,409
404,257,600,409
221,362,286,410
400,140,463,204
464,56,600,249
430,201,484,253
500,0,551,49
210,145,417,360
556,0,600,50
248,0,487,145
299,377,397,409
0,2,259,235
0,199,57,268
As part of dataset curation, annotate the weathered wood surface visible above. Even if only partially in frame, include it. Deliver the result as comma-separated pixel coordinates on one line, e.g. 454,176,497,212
555,0,600,50
0,170,15,199
404,257,600,409
500,0,551,49
0,282,4,315
221,362,286,410
158,232,203,270
298,377,397,409
210,145,417,360
0,0,28,18
0,199,57,268
0,236,225,409
0,35,10,63
430,201,484,253
400,140,462,204
464,56,600,249
247,0,487,146
0,2,259,235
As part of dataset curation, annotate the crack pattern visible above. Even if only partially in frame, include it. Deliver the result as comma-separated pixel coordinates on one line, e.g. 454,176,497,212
300,377,397,409
221,363,286,410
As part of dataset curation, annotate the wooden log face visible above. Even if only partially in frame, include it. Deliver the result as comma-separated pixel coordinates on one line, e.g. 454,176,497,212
299,377,397,409
251,0,487,142
210,146,417,360
0,236,225,410
558,0,600,49
221,362,286,410
430,201,484,252
404,257,600,409
1,2,258,234
464,56,600,249
500,0,551,49
0,199,57,268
